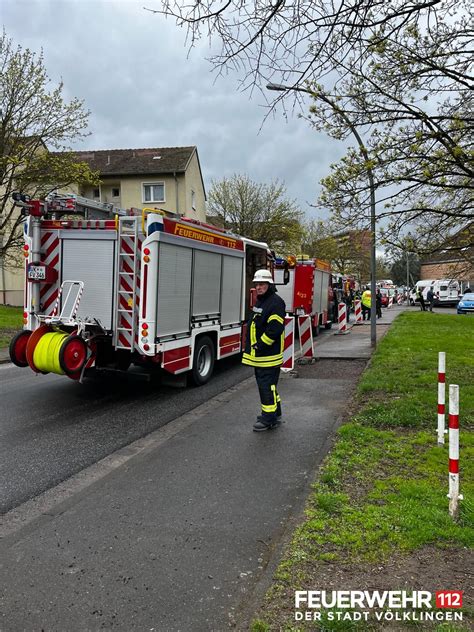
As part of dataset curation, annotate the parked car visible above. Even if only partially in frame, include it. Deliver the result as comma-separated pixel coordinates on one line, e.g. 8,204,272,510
379,287,396,307
457,293,474,315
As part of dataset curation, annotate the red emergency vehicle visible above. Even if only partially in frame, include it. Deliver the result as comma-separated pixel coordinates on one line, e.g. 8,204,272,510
8,193,271,385
274,256,336,333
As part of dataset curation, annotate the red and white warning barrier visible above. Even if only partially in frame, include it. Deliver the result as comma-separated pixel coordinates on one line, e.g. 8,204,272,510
448,384,463,518
281,316,295,372
397,294,403,305
437,352,446,445
354,299,363,323
336,302,350,334
298,315,314,358
388,296,394,309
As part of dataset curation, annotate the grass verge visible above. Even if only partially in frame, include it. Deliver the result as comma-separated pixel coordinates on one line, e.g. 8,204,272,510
252,312,474,631
0,304,23,348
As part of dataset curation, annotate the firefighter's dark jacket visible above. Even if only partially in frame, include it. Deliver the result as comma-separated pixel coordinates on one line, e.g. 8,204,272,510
242,285,286,368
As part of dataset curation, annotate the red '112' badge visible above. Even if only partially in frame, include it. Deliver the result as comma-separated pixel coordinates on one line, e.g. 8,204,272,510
436,591,463,608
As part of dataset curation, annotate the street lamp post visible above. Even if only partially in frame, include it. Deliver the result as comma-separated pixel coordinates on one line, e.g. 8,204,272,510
267,82,377,347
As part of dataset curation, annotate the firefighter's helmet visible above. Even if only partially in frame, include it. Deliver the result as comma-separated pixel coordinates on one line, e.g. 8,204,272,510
253,269,273,283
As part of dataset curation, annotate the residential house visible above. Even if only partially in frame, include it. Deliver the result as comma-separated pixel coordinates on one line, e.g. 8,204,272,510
420,224,473,288
0,146,207,306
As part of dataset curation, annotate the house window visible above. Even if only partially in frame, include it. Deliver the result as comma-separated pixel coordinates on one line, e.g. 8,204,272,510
143,183,165,203
93,188,100,198
112,187,120,197
191,189,196,210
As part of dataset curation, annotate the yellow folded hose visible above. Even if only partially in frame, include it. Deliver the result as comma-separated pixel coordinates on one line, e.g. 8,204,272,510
33,332,69,375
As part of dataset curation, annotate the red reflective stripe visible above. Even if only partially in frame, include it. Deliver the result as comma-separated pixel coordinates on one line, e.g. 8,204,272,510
449,458,459,474
163,346,190,363
163,358,190,374
438,372,446,383
438,404,445,414
449,414,459,429
219,334,240,347
142,265,148,319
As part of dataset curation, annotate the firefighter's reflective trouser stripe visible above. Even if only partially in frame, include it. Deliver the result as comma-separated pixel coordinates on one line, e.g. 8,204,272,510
255,367,282,421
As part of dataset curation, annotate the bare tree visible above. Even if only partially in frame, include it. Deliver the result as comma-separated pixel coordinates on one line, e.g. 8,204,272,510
207,174,304,252
0,30,98,264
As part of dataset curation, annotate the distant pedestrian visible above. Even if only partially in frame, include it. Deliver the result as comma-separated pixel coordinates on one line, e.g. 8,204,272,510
375,289,382,318
416,287,426,311
427,287,435,312
344,290,352,322
242,269,286,432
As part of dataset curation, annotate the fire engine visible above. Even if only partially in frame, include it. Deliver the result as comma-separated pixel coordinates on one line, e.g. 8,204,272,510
274,256,336,333
8,193,270,385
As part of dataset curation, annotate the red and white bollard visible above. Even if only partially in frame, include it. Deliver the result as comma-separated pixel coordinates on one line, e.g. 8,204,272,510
354,299,363,323
298,315,314,358
437,352,446,445
448,384,463,518
281,316,295,372
336,302,350,334
388,296,393,309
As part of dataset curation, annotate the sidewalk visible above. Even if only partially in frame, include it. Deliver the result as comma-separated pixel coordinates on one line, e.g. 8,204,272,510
0,308,405,631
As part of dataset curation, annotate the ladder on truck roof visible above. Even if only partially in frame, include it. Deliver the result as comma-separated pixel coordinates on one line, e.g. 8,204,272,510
114,216,141,351
46,193,128,218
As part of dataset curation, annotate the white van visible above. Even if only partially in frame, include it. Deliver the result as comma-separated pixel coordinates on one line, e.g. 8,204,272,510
409,280,435,305
410,279,460,306
432,279,460,306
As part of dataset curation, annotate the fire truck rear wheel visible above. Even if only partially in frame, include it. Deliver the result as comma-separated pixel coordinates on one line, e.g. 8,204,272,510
191,336,215,386
9,330,32,367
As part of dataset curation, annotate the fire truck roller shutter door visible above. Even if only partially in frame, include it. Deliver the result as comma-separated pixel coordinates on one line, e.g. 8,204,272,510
156,243,192,338
221,256,243,325
61,236,115,330
192,250,221,318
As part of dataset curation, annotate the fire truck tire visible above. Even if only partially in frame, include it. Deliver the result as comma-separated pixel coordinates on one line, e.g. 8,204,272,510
9,330,32,367
191,336,215,386
59,335,88,377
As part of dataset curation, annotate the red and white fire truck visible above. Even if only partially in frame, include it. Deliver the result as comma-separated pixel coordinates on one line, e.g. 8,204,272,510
9,193,270,384
274,256,336,333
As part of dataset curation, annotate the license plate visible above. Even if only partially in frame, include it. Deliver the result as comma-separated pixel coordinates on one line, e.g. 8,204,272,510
28,265,46,280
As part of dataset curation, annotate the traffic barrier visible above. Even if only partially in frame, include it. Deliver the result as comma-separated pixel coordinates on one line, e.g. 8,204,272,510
354,299,363,323
397,294,403,305
388,296,393,309
298,315,314,358
437,352,446,445
448,384,463,518
335,302,350,335
281,316,295,372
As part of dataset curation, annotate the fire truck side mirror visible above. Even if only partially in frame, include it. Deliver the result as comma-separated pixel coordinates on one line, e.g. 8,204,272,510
250,288,257,308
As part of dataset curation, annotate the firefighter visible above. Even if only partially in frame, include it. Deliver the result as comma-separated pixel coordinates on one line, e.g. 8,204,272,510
242,269,286,432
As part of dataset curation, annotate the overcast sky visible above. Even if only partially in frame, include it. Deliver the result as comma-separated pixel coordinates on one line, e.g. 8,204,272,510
3,0,345,219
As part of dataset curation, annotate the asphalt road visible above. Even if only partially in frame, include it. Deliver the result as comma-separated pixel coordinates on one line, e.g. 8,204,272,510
0,354,257,514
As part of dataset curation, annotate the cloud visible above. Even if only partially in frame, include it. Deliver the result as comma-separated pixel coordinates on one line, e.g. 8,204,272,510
2,0,347,218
